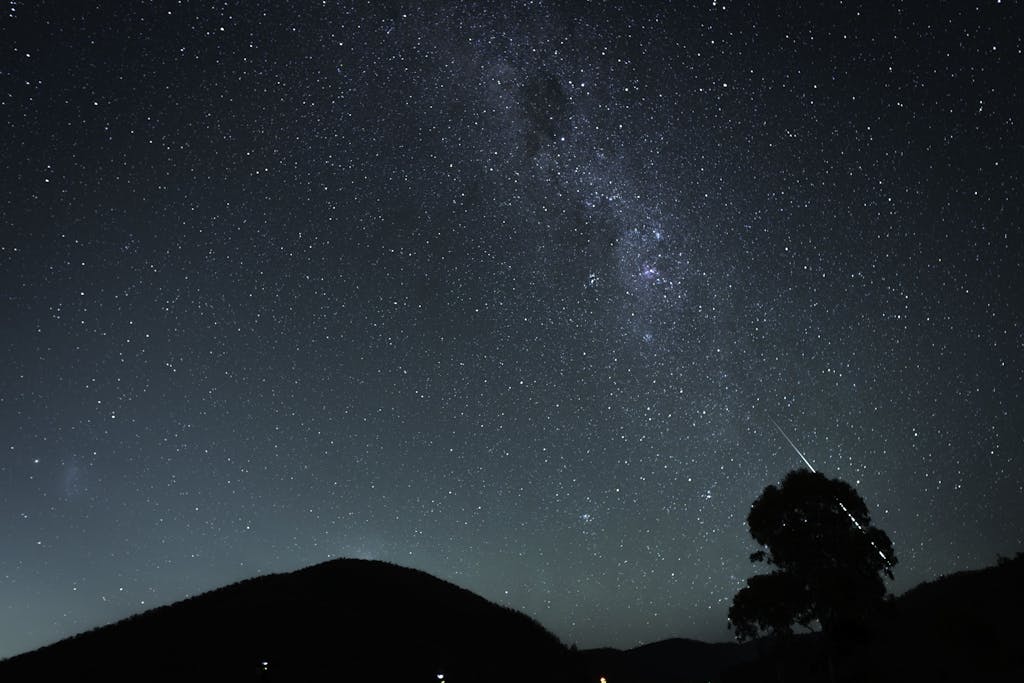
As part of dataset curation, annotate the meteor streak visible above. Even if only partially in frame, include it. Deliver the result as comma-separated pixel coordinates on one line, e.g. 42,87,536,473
769,417,816,472
768,415,891,565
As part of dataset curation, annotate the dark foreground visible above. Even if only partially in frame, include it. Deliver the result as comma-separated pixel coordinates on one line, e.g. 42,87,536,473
2,554,1022,682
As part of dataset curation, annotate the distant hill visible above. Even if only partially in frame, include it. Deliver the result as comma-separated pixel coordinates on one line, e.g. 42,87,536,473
0,558,578,682
580,637,760,683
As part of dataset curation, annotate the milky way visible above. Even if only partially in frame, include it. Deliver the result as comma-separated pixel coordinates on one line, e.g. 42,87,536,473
1,1,1021,657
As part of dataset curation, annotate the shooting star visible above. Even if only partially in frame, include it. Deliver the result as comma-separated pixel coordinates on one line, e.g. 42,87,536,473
768,415,891,565
770,416,816,472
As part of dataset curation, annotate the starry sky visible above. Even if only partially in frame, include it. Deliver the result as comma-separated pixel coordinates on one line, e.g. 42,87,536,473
2,0,1022,659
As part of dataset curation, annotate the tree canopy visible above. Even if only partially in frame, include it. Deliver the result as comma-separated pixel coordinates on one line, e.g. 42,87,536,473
729,469,896,641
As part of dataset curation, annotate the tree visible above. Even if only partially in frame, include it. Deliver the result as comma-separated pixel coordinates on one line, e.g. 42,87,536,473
729,469,896,643
729,571,813,641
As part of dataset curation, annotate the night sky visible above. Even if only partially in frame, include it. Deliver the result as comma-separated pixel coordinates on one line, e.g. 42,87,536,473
2,1,1022,659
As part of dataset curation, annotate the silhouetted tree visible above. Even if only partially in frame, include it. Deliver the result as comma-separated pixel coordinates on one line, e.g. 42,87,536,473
729,571,813,641
729,469,896,673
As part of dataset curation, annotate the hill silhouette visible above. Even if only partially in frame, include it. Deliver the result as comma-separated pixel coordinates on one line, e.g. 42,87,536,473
580,637,760,683
0,558,577,682
865,551,1024,682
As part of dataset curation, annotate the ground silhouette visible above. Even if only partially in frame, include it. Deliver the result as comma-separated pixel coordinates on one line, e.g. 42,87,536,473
720,551,1024,682
0,558,579,682
3,553,1021,682
578,553,1024,682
